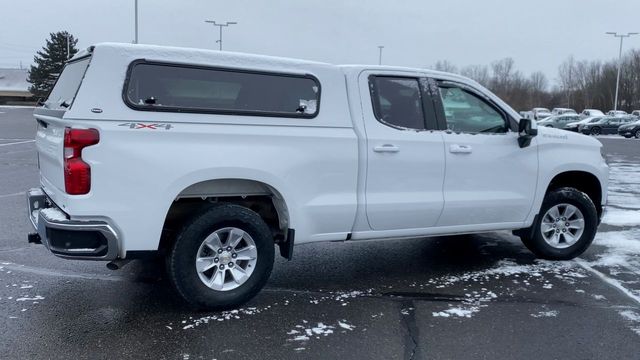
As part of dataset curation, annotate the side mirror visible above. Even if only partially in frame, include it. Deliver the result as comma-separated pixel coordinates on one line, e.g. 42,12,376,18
518,118,538,148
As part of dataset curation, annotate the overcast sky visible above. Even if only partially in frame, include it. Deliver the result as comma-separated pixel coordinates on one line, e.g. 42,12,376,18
1,0,639,85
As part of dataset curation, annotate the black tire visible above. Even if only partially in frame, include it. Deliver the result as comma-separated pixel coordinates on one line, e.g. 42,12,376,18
635,130,640,139
519,187,598,260
167,204,275,310
590,127,601,136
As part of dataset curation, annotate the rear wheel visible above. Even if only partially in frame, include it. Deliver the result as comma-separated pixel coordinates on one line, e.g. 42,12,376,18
519,187,598,260
590,127,601,135
635,130,640,139
168,204,275,310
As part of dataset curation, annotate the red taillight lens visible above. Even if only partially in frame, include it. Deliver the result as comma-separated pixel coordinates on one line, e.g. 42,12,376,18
64,128,99,195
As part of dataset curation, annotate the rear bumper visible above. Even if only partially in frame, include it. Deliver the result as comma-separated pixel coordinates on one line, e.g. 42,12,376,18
26,188,119,260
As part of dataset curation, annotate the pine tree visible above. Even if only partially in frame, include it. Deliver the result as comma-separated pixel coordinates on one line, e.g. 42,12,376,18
27,31,79,98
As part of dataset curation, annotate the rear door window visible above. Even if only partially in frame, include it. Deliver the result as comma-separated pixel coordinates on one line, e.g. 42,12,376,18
369,76,433,130
45,57,91,110
124,61,321,118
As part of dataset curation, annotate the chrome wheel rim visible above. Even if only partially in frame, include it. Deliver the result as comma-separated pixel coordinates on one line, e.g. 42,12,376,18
195,227,258,291
540,203,585,249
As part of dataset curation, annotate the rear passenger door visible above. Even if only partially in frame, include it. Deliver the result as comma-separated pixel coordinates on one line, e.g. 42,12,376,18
431,80,538,227
360,73,445,230
605,118,620,134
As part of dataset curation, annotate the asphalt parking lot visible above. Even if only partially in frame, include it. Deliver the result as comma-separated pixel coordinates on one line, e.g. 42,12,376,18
1,106,639,359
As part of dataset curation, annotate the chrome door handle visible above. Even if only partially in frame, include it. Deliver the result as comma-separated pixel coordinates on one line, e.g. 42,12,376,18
373,144,400,153
449,144,472,154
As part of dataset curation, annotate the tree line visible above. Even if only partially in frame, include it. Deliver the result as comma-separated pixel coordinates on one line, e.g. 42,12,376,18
433,49,640,112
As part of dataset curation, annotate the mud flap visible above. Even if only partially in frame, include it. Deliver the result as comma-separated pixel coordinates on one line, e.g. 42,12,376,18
278,228,295,260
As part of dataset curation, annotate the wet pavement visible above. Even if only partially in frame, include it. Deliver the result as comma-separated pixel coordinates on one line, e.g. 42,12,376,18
1,107,639,359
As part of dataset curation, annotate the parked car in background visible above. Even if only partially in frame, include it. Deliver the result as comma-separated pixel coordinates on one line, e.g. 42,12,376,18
580,115,637,135
607,110,627,116
532,107,552,120
631,110,640,117
523,108,552,121
565,116,604,132
537,114,581,128
551,108,577,115
618,119,640,138
580,109,604,118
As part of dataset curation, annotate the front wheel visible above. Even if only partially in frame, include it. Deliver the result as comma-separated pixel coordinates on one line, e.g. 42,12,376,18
635,130,640,139
168,204,275,310
519,187,598,260
590,127,601,135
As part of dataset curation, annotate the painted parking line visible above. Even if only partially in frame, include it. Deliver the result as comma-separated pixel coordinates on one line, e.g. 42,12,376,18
0,140,35,147
575,258,640,306
0,192,24,199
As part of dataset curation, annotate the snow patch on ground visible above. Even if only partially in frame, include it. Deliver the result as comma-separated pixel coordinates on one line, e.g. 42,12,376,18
426,259,583,319
619,310,640,336
179,306,271,329
305,289,375,306
287,320,355,346
602,208,640,227
589,229,640,268
433,307,479,318
531,310,559,318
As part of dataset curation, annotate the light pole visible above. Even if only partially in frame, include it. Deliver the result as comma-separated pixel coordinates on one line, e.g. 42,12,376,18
134,0,139,44
205,20,238,51
378,45,384,65
606,32,638,111
66,33,70,59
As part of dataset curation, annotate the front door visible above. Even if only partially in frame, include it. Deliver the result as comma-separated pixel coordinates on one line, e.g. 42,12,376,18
360,73,445,230
432,81,538,227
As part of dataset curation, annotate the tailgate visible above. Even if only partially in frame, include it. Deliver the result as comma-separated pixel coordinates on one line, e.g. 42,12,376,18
34,56,91,204
35,110,67,197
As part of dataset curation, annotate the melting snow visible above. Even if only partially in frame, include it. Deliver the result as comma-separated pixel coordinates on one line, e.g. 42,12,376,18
16,295,44,302
287,320,355,345
180,306,270,329
531,310,559,318
619,310,640,336
602,208,640,227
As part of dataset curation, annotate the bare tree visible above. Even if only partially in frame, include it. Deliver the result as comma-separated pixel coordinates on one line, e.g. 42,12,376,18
557,56,576,108
432,60,458,73
460,64,490,87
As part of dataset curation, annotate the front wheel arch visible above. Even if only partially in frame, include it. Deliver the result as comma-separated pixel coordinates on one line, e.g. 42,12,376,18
545,171,603,219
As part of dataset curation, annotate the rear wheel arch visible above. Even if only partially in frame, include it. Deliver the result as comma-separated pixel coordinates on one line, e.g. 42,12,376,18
159,179,291,255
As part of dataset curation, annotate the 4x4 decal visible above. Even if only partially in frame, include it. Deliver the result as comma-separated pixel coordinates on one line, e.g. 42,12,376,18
118,123,173,130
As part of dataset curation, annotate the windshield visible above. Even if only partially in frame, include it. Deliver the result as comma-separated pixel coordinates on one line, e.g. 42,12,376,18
44,57,91,110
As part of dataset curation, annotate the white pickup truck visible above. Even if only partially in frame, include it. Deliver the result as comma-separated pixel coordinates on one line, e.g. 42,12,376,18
27,43,608,309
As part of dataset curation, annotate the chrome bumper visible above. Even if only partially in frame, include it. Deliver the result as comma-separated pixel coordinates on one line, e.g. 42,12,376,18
27,188,119,260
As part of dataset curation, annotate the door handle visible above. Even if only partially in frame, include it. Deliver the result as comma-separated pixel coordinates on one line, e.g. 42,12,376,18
449,144,472,154
373,144,400,153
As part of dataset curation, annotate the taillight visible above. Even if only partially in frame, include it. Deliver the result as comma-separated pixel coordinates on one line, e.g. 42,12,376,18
64,128,99,195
